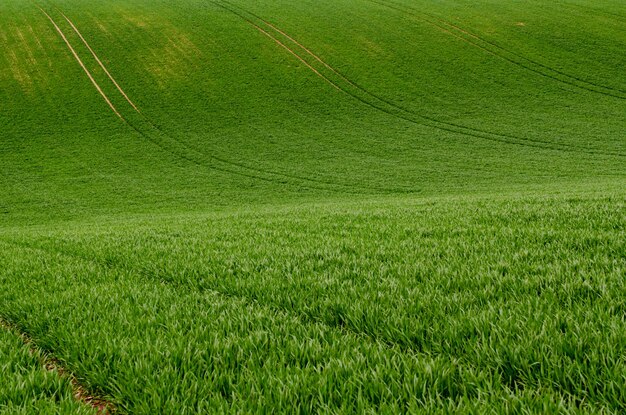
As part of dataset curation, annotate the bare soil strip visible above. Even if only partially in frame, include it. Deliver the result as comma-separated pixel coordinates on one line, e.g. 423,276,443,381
59,10,141,113
38,7,123,119
244,12,360,89
0,318,114,414
253,24,340,91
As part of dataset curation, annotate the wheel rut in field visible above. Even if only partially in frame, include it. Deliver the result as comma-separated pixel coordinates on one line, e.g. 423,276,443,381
368,0,626,100
37,5,390,195
59,9,141,113
136,119,393,194
213,0,625,158
0,317,114,414
37,6,123,119
558,1,626,21
2,237,421,362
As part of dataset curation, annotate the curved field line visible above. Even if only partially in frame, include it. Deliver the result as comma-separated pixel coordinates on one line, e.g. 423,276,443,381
215,1,625,158
42,7,391,195
39,8,294,191
120,103,396,194
58,8,397,194
1,237,411,367
253,25,340,91
421,7,626,97
121,117,378,194
38,7,123,119
369,0,626,99
217,0,624,156
557,1,626,20
59,10,141,113
143,119,406,194
130,84,398,193
0,315,114,414
373,0,626,97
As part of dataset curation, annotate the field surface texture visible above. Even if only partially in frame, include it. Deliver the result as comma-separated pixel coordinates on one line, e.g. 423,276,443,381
0,0,624,413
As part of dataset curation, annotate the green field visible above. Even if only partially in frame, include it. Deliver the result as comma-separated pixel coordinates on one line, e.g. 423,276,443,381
1,0,624,413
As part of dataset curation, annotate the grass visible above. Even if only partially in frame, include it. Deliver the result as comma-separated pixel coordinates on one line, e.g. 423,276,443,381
1,0,624,224
0,0,625,413
1,194,624,412
0,324,95,414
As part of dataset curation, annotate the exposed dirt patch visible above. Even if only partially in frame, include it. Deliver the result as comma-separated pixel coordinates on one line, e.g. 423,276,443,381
0,319,115,414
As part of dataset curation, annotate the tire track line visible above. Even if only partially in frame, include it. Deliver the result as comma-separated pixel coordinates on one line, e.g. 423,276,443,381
215,1,625,158
221,1,537,143
0,314,114,414
40,5,321,192
558,1,626,21
38,7,123,119
56,5,395,194
253,24,340,91
141,119,387,194
373,0,626,96
59,10,141,113
264,3,625,156
216,1,605,155
40,4,277,187
136,120,385,194
256,17,362,90
221,0,358,89
143,120,398,194
40,6,383,195
369,0,626,99
423,7,626,97
130,88,394,194
0,238,420,364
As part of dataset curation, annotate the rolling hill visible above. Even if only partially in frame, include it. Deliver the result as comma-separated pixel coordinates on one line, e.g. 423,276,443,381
1,0,624,413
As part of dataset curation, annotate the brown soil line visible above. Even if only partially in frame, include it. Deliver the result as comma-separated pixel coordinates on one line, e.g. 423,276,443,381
59,10,141,113
38,6,123,119
0,318,115,414
221,1,360,90
261,19,359,88
253,23,340,91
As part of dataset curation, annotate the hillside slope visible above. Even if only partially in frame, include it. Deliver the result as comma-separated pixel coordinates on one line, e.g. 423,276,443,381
1,0,624,223
0,1,625,413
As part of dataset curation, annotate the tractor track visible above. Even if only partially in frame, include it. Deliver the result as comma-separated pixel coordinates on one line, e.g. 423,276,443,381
38,6,123,119
214,0,625,158
557,1,626,20
38,4,395,195
141,119,402,194
0,311,114,414
59,9,141,113
368,0,626,100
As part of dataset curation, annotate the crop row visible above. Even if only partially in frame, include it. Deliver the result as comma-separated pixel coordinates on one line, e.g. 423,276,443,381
0,194,624,412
